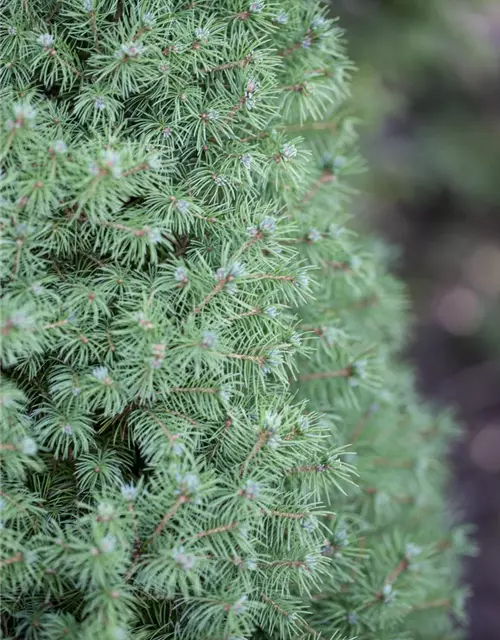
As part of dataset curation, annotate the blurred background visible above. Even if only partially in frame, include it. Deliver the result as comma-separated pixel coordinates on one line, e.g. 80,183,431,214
330,1,500,638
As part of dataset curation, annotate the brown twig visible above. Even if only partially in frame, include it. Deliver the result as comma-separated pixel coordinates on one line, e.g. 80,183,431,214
203,55,252,73
263,509,307,520
240,431,268,475
193,521,240,540
0,552,23,568
143,409,176,444
147,496,187,543
283,463,333,475
300,171,335,205
293,366,352,382
170,386,218,394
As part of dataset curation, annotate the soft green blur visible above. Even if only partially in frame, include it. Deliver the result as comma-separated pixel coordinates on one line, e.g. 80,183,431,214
333,0,500,357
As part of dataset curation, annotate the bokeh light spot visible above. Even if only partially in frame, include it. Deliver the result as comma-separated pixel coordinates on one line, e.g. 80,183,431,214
470,425,500,473
435,286,484,335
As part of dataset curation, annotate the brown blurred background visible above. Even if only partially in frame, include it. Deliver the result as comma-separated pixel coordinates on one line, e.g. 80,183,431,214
331,1,500,638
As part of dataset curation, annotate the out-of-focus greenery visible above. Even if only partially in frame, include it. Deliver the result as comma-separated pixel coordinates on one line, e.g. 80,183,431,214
332,0,500,359
336,0,500,204
330,9,500,640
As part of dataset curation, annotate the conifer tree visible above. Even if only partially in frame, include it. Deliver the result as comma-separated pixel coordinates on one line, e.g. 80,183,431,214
0,2,471,639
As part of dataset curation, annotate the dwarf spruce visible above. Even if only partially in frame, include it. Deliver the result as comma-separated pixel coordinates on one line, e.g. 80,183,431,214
0,2,471,639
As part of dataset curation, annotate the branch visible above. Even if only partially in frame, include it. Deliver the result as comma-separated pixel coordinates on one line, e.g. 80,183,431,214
192,279,226,315
240,431,268,476
412,598,451,612
0,491,28,515
193,521,240,540
52,50,83,77
122,162,149,177
278,31,318,58
293,366,352,382
170,386,218,394
261,593,291,616
236,230,264,256
262,594,322,637
143,409,176,444
0,552,23,568
278,41,303,58
350,408,371,443
283,463,333,475
245,274,295,282
264,560,308,569
262,509,308,520
384,557,409,588
43,319,69,330
191,234,266,315
321,260,351,273
203,55,252,73
12,239,22,277
231,307,261,319
147,496,187,544
220,352,264,365
89,11,101,51
161,408,198,426
300,171,335,205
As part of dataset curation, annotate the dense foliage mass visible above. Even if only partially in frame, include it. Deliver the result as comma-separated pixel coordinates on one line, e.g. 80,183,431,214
0,2,471,639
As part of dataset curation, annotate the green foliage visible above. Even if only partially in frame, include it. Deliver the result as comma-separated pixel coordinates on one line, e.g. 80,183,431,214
0,1,471,639
334,0,500,361
335,0,500,205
